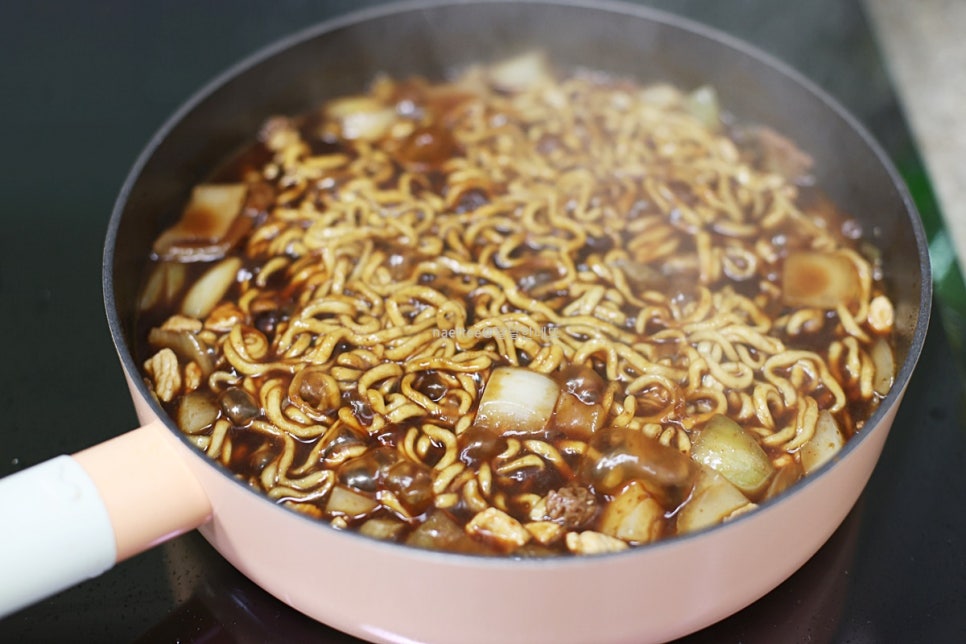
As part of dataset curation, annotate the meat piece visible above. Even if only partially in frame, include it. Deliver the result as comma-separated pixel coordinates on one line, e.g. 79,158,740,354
524,521,565,546
466,508,532,552
545,484,598,530
143,348,181,403
565,531,629,555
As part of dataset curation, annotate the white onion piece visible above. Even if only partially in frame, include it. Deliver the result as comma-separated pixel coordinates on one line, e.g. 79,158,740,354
685,85,721,130
676,467,753,535
139,262,186,311
487,52,551,92
782,251,861,309
638,83,683,108
176,391,219,435
871,337,895,396
181,257,242,319
690,414,774,496
800,411,846,474
763,462,803,501
148,327,214,377
326,96,395,141
359,517,406,541
153,184,248,262
473,367,560,435
599,481,663,544
325,485,379,518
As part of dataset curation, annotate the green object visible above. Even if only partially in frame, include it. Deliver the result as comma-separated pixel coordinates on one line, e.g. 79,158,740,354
899,154,966,373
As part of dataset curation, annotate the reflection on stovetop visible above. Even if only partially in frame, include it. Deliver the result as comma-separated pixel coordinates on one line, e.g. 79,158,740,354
134,503,863,644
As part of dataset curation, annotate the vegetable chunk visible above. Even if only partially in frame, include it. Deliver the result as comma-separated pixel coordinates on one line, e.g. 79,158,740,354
474,367,560,434
690,414,774,496
782,251,860,309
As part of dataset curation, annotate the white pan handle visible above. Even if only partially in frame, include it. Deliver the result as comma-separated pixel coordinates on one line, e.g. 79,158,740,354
0,455,116,617
0,423,211,618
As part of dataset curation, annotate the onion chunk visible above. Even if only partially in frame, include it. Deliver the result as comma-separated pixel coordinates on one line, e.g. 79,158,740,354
148,327,214,377
139,262,186,311
871,337,895,396
153,184,249,262
685,86,721,131
474,367,560,435
325,485,379,519
800,411,845,474
690,414,774,496
326,96,396,141
181,257,242,319
676,467,754,534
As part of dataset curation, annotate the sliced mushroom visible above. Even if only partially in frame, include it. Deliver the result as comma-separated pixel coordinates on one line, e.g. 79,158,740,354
219,387,260,426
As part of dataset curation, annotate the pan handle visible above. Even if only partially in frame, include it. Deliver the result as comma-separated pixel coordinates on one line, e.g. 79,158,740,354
0,422,211,618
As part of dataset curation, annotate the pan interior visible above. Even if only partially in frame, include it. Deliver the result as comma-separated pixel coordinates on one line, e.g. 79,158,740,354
104,0,929,552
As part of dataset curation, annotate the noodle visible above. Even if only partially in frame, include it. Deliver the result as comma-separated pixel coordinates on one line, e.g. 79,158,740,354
138,57,896,556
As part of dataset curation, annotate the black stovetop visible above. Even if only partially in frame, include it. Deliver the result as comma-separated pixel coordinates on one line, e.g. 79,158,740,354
1,1,964,642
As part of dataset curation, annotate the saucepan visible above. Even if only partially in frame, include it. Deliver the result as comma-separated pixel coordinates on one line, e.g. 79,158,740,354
0,1,931,642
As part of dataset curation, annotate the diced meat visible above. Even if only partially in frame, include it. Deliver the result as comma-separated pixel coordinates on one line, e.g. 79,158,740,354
545,484,598,530
465,508,531,552
565,531,629,555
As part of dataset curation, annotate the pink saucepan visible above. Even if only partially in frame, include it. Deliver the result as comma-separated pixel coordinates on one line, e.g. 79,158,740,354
0,2,931,642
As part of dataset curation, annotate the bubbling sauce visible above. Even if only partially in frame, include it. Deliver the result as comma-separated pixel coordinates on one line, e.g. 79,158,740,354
137,53,896,556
